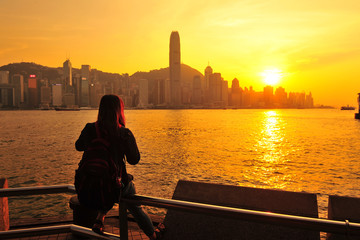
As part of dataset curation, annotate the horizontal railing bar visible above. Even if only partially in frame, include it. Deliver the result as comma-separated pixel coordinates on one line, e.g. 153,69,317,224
0,185,76,197
123,195,360,236
0,224,119,239
2,185,360,236
0,224,70,239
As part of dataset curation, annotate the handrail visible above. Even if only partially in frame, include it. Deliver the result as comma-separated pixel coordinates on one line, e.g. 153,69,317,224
0,184,75,197
0,224,119,239
123,195,360,236
1,185,360,238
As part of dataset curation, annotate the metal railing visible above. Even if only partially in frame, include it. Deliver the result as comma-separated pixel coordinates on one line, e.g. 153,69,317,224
1,185,360,239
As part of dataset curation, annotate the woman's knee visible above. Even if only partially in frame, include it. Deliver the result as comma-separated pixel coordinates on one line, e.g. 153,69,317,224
123,181,136,196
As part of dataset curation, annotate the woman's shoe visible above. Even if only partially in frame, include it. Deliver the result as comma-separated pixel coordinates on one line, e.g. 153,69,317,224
92,219,105,235
152,223,166,239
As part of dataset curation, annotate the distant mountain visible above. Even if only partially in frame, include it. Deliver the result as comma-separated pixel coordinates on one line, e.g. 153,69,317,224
0,62,62,80
0,62,204,83
131,64,204,83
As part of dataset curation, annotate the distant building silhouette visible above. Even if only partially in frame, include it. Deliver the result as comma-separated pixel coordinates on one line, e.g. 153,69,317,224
139,79,149,107
63,59,72,91
169,31,181,106
80,65,91,107
28,75,38,108
11,74,24,107
52,84,62,106
0,71,9,84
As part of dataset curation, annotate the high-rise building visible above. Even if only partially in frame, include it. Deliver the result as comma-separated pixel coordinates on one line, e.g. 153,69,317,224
139,79,149,107
52,84,63,106
204,65,213,90
63,59,72,92
231,78,242,107
263,85,274,107
11,74,24,107
80,65,91,107
192,76,202,105
28,75,38,108
40,86,51,105
169,31,181,106
0,71,9,84
221,80,229,106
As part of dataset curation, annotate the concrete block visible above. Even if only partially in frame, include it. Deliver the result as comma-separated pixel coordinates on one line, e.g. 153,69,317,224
162,180,319,240
0,178,9,231
327,195,360,240
69,195,97,228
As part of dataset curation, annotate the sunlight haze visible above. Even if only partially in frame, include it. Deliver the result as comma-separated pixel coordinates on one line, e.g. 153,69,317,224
1,0,360,107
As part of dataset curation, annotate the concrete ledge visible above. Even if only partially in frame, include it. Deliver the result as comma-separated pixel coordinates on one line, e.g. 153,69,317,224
327,195,360,240
163,180,320,240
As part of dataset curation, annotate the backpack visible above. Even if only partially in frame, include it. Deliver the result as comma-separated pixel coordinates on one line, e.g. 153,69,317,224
74,122,122,211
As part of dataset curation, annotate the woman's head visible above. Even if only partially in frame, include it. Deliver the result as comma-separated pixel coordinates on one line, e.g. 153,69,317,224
97,95,126,133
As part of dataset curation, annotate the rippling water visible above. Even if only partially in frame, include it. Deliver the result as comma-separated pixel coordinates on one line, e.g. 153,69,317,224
1,109,360,220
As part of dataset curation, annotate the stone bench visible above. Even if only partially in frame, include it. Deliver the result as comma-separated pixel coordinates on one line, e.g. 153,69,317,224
327,195,360,240
162,180,320,240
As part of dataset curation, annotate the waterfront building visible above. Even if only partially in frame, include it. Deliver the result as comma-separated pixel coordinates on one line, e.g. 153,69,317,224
40,86,51,106
204,65,213,104
73,74,81,106
28,75,38,108
52,84,62,106
204,65,212,90
11,74,24,107
192,76,202,105
169,31,181,106
138,79,149,107
164,78,170,105
148,79,160,106
63,93,76,107
274,87,287,108
80,65,91,107
305,92,314,108
221,80,229,107
263,85,274,107
231,78,242,107
0,71,9,84
63,59,72,93
0,84,14,107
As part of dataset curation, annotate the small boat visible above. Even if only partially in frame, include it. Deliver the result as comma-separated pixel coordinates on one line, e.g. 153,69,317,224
341,105,355,110
55,107,80,111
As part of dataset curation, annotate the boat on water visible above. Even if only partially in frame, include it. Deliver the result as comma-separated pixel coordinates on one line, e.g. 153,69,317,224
55,107,80,111
341,105,355,110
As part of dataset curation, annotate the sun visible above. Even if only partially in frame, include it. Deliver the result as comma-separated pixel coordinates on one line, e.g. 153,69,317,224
261,69,283,86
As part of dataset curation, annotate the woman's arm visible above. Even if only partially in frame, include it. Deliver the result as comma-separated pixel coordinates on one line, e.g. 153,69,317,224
75,123,95,151
121,128,140,165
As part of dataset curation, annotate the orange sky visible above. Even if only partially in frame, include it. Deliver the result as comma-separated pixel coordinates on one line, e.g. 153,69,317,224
1,0,360,107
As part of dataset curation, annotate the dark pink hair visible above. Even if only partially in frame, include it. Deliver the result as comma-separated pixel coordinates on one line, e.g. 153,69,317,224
97,95,126,135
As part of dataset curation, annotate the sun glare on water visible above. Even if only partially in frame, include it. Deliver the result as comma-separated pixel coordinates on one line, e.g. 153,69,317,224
261,69,283,86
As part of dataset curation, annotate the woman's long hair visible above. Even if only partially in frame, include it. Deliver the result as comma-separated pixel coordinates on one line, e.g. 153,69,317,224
97,95,126,136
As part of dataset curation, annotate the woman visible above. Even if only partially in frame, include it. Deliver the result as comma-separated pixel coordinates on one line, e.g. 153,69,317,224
75,94,164,239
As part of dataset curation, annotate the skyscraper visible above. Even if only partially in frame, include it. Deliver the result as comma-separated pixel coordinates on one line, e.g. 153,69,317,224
63,59,72,91
169,31,181,106
80,65,91,107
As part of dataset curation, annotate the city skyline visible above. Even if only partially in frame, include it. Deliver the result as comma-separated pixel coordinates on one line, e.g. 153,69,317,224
1,0,360,107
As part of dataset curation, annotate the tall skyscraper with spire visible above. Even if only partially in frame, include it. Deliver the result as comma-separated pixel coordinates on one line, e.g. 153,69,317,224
63,59,72,92
169,31,181,106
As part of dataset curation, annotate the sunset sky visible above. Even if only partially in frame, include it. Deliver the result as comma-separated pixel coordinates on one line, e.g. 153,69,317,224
1,0,360,107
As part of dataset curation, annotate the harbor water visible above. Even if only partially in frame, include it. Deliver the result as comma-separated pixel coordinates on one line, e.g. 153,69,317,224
1,109,360,220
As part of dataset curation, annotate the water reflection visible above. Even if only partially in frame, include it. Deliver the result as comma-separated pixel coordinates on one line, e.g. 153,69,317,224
245,110,294,189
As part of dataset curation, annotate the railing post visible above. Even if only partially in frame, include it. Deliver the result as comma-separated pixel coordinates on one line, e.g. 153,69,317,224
0,178,10,231
119,192,128,240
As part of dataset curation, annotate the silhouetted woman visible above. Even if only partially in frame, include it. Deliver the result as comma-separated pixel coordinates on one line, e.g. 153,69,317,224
75,94,164,239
